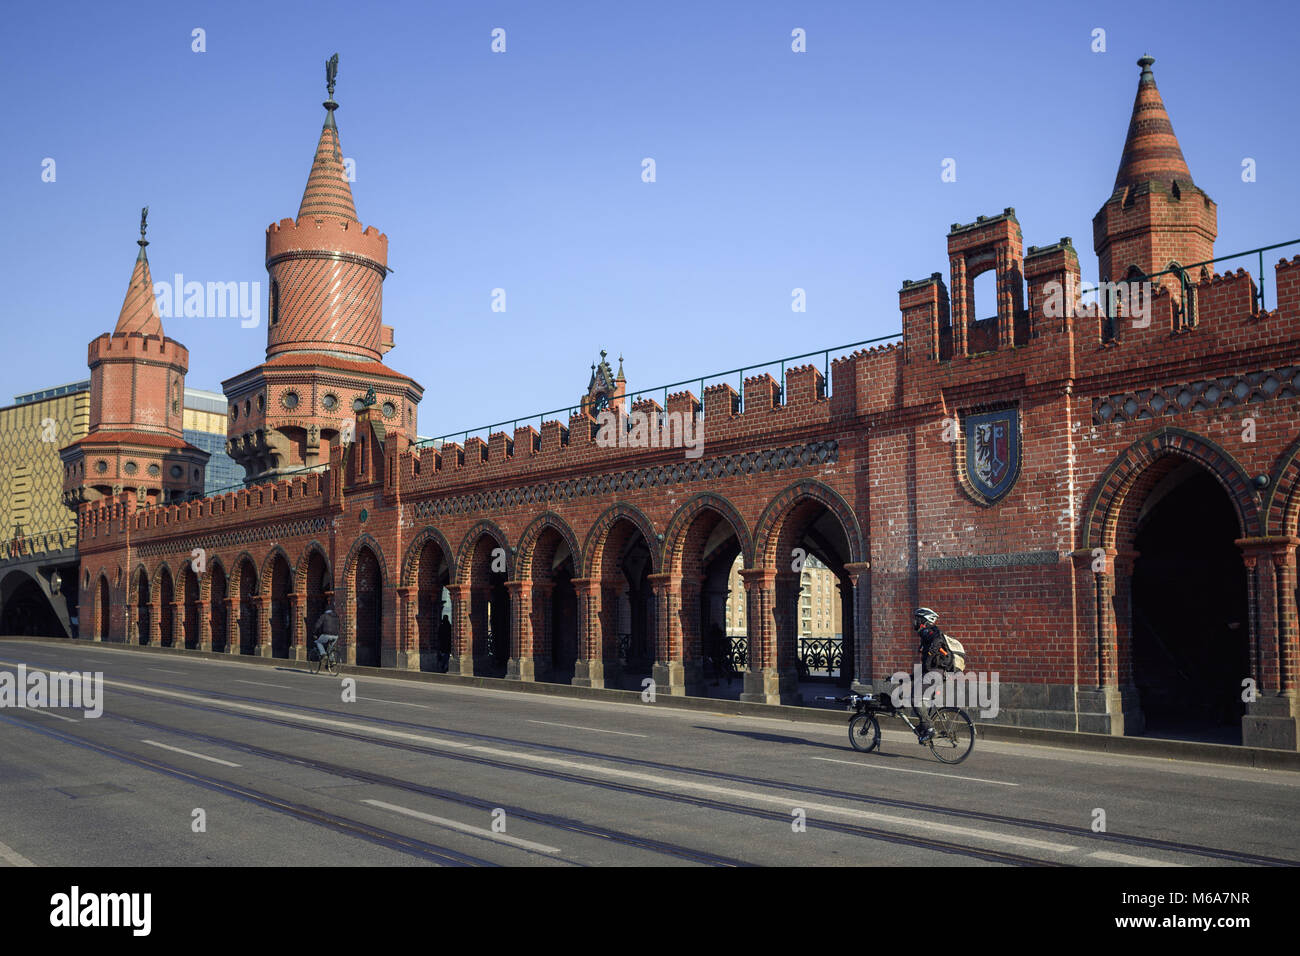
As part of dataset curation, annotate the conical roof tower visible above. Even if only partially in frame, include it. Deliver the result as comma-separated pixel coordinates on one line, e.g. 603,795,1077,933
1093,56,1217,285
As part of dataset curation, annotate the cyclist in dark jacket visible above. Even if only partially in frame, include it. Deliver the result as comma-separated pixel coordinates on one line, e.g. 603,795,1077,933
912,607,944,742
313,598,341,662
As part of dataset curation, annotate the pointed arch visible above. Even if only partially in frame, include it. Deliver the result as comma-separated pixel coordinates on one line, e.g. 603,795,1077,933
259,545,293,592
199,554,227,603
341,533,391,590
294,540,333,592
401,526,456,587
1081,426,1261,550
753,479,865,569
663,493,754,574
1264,433,1300,538
514,512,581,581
582,503,661,577
455,520,512,583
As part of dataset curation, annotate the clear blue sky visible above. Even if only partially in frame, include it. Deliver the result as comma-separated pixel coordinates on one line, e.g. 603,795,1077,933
2,0,1296,435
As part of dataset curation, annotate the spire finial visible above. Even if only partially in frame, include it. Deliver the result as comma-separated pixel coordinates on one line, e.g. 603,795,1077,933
137,205,149,260
323,53,340,127
1138,53,1155,74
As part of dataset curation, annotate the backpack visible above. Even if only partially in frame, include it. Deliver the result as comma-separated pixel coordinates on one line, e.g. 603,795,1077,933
933,632,967,673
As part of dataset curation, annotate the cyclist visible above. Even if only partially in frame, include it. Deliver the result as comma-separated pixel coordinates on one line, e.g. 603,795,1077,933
313,597,341,665
912,607,945,743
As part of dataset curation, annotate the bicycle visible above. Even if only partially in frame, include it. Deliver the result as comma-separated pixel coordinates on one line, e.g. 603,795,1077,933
310,635,340,676
820,691,975,764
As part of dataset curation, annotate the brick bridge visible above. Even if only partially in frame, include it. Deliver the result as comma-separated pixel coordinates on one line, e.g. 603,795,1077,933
63,56,1300,749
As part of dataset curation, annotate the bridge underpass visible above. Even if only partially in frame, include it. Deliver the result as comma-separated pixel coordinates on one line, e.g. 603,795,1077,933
0,529,79,638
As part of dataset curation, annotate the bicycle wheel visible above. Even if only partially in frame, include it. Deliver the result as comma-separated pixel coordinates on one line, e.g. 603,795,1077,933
310,647,322,674
848,713,880,753
326,650,339,676
928,707,974,764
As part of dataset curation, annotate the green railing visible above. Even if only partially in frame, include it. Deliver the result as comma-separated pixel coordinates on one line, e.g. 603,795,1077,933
1079,238,1300,332
412,332,903,450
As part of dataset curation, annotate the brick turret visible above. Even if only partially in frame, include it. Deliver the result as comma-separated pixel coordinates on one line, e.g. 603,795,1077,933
224,55,423,484
60,212,208,510
1093,56,1217,289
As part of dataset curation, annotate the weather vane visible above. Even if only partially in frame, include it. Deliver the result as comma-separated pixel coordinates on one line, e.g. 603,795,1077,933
138,205,149,249
325,53,339,101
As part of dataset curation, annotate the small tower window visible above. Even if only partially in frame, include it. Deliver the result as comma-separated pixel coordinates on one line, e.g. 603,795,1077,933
270,280,280,326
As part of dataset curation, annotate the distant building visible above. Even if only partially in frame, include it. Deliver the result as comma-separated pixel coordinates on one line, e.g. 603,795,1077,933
1,381,90,541
183,388,242,494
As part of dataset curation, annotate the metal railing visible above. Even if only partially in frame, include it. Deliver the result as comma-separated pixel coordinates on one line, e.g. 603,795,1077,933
412,333,902,451
1079,238,1299,337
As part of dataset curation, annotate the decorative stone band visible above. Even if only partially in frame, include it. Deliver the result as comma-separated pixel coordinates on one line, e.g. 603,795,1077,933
134,516,328,558
1094,366,1300,425
927,550,1061,571
411,440,838,520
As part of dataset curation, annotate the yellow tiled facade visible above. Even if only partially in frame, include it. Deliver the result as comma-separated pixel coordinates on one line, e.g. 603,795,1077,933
0,387,89,541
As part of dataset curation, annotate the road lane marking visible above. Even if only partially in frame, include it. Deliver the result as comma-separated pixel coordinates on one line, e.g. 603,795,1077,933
148,668,186,675
1088,850,1184,867
80,676,1074,855
811,756,1019,787
527,720,647,738
0,839,34,867
357,696,432,709
141,739,241,767
25,708,79,723
363,799,561,854
235,680,290,690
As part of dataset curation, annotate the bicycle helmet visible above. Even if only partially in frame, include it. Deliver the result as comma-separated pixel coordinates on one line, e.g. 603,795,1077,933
914,607,939,629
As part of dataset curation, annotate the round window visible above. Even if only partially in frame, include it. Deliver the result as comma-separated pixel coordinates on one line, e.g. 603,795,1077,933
257,393,265,410
230,405,238,421
96,460,108,474
148,464,161,477
322,393,338,411
283,391,300,410
123,461,138,475
382,401,396,418
243,400,251,417
170,465,184,479
353,397,366,412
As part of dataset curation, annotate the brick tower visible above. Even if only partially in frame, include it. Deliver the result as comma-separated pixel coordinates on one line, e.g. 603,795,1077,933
60,210,209,510
1093,55,1217,289
222,54,424,483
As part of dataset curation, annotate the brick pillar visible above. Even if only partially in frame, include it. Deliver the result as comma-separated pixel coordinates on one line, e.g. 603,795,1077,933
255,595,272,657
572,577,606,688
739,568,796,704
649,572,696,696
446,583,474,676
843,562,870,691
949,255,968,357
1239,538,1300,750
996,248,1015,349
196,599,211,651
168,601,183,649
1069,547,1142,735
394,586,418,670
223,597,237,654
125,603,138,646
146,596,161,647
506,580,545,681
289,590,306,661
